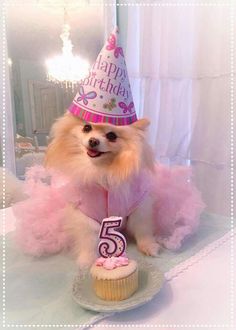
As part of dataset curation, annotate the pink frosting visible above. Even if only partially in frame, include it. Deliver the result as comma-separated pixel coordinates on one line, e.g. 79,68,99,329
95,256,129,270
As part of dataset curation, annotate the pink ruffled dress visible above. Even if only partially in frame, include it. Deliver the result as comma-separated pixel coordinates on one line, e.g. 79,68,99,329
13,164,205,256
75,171,151,224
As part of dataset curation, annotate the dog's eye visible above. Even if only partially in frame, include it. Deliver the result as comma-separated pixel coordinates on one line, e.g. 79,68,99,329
106,131,117,142
83,124,92,133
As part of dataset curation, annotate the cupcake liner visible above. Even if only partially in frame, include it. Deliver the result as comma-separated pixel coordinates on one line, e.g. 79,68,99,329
92,269,138,301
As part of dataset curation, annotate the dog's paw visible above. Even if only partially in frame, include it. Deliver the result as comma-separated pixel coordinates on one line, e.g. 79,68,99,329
137,239,160,257
76,253,96,269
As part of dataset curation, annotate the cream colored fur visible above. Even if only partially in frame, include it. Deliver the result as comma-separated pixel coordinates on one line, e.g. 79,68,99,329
45,112,160,268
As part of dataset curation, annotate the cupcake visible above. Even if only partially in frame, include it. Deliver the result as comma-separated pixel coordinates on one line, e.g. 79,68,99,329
90,255,138,301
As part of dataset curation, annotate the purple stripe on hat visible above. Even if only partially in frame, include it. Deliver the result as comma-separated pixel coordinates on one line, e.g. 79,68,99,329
69,104,137,126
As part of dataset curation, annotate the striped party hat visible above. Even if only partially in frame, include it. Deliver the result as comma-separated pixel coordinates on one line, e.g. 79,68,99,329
69,27,137,125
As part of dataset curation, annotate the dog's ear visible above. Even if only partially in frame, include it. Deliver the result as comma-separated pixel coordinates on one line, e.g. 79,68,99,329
50,112,82,138
44,112,81,169
131,118,150,131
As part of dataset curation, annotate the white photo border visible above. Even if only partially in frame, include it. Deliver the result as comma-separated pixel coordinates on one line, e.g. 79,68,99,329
1,0,234,328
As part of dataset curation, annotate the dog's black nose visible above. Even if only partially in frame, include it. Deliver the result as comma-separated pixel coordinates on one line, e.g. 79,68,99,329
89,137,100,148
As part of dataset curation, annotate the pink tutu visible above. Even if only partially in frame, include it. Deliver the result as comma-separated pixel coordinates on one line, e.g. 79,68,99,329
13,166,77,256
13,164,205,256
151,164,205,250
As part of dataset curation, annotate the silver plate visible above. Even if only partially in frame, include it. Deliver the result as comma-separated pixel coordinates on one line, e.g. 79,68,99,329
72,260,164,313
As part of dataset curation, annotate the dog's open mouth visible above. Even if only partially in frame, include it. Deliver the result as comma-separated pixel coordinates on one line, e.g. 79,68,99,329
87,149,105,158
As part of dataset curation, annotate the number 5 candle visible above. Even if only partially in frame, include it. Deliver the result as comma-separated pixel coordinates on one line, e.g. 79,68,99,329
98,216,127,258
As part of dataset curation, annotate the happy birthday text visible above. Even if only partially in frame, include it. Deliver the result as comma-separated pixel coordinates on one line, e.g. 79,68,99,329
79,54,130,100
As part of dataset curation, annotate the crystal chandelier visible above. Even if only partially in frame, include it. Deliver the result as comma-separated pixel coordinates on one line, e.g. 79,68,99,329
46,7,89,90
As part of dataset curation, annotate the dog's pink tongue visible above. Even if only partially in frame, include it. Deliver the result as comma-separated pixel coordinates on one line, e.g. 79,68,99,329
87,149,100,157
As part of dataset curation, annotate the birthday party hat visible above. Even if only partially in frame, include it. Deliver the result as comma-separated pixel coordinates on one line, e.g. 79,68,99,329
69,27,137,125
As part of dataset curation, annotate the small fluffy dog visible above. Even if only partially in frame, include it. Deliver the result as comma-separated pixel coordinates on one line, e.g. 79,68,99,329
45,112,160,268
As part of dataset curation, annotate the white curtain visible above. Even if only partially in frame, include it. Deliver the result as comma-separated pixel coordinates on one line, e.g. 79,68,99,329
122,3,235,216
